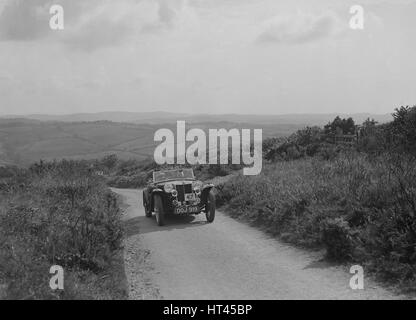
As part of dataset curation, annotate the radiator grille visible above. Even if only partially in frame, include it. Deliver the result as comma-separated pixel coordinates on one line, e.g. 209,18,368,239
175,184,192,202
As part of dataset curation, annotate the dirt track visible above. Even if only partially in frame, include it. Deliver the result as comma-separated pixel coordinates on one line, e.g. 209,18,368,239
114,188,400,300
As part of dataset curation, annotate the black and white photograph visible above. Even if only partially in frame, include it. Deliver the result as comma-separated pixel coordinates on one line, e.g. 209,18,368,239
0,0,416,305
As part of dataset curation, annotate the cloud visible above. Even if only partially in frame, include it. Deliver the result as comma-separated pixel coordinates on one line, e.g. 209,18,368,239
62,8,134,51
158,0,177,26
141,0,184,34
256,11,343,45
0,0,50,41
0,0,90,41
0,0,185,50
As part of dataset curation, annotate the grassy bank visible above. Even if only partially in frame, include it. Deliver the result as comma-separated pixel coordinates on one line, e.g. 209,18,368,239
215,152,416,292
0,160,127,300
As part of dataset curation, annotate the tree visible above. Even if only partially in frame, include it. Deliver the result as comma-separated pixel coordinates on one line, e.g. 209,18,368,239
290,126,322,146
390,106,416,153
324,116,356,135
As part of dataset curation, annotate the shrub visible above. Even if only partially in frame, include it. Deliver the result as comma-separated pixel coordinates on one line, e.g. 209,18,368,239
216,152,416,289
321,218,355,261
0,160,124,299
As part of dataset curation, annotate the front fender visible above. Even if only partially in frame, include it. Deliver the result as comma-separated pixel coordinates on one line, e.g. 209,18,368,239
201,184,214,205
150,188,164,211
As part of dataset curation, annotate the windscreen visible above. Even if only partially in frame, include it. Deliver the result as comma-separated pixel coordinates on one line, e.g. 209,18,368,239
153,169,195,183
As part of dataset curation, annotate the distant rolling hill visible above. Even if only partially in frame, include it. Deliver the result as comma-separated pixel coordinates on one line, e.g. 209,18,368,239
0,119,157,166
0,112,393,166
1,112,187,124
0,119,299,166
1,111,392,126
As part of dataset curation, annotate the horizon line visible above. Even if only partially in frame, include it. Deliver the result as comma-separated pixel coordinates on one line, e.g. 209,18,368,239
0,110,394,118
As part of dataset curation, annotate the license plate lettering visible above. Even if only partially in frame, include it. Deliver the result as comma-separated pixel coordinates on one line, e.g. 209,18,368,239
175,206,199,214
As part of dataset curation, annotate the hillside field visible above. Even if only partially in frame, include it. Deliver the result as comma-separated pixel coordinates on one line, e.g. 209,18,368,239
0,119,305,166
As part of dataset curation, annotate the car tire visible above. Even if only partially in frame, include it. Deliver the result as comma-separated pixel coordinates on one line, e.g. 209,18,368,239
205,190,216,223
154,194,165,226
143,192,152,218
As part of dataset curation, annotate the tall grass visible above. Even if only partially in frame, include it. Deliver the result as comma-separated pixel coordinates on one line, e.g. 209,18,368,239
0,160,124,299
216,152,416,290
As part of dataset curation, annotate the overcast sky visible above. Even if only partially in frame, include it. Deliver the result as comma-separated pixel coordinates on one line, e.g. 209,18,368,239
0,0,415,115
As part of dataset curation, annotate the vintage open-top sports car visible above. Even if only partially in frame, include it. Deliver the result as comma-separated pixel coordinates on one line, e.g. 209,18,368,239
142,168,216,226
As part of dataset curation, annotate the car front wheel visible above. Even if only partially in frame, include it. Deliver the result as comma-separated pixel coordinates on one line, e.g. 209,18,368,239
143,192,152,218
154,194,165,226
205,190,216,223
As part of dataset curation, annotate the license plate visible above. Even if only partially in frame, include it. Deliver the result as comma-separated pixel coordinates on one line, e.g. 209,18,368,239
174,206,199,214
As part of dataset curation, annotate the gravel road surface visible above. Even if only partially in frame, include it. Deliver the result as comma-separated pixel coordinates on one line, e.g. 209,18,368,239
114,188,400,300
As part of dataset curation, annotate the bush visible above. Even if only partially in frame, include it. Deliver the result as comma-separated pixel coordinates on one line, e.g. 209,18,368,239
0,160,124,299
215,152,416,289
321,218,355,261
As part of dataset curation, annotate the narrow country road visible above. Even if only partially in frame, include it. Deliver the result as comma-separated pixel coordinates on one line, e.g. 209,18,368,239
113,188,400,300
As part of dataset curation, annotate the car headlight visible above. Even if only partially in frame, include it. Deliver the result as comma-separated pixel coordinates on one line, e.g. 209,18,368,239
164,183,174,193
193,181,203,196
192,181,203,191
